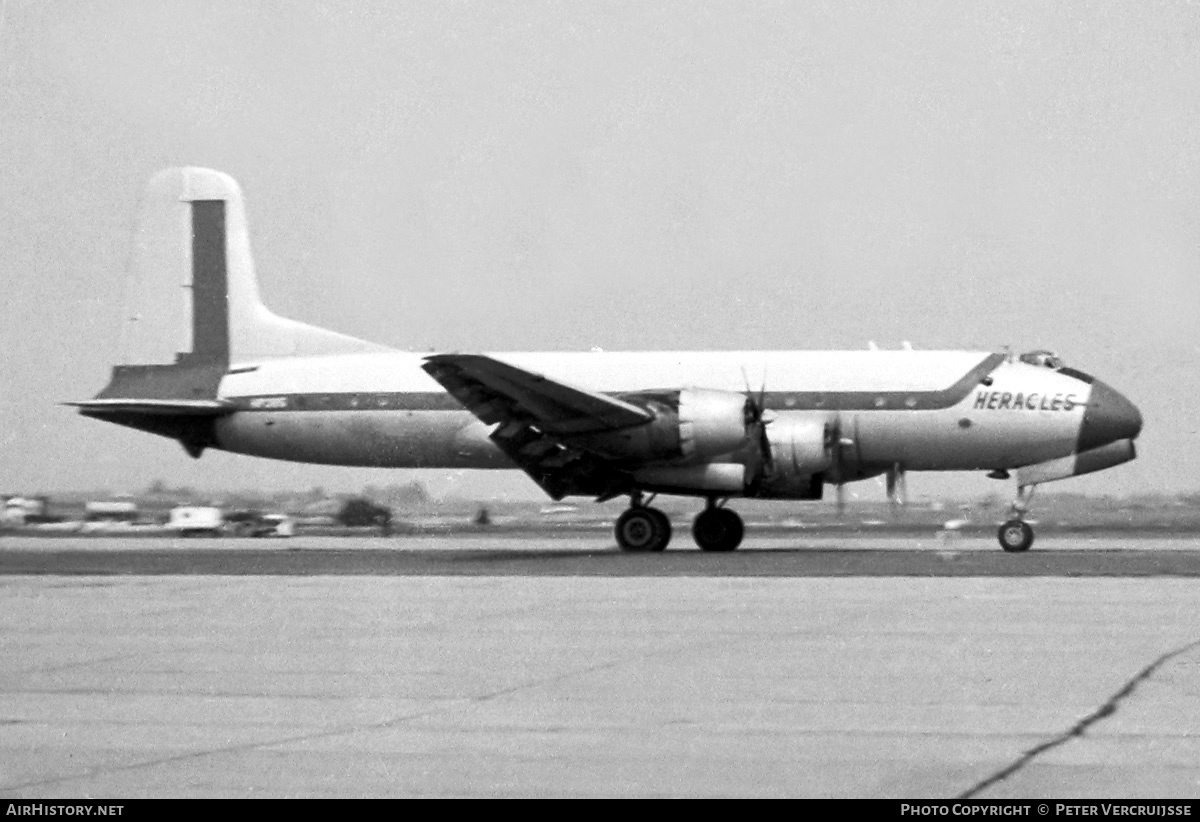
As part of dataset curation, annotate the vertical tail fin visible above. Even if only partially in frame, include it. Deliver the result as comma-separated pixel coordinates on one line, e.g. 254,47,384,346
130,167,389,371
76,168,390,455
102,168,389,402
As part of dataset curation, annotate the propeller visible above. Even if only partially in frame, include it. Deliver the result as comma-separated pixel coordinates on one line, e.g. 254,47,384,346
886,462,907,509
742,367,773,473
826,417,850,515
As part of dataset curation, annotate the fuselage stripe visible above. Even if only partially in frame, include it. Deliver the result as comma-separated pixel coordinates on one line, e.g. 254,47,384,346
225,353,1007,415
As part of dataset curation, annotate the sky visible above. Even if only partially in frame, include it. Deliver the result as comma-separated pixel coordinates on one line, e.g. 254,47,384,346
1,0,1197,503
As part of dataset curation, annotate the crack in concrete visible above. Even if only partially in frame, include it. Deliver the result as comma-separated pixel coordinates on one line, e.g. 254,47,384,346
958,637,1200,799
1,635,716,794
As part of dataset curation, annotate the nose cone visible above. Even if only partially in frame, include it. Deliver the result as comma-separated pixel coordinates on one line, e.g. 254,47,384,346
1078,380,1143,452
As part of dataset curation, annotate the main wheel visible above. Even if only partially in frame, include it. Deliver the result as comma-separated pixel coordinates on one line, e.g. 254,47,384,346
615,507,671,552
646,507,671,550
998,519,1034,553
692,507,744,552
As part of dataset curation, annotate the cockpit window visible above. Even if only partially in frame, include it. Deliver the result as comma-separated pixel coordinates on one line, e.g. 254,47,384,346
1019,350,1064,369
1016,350,1094,383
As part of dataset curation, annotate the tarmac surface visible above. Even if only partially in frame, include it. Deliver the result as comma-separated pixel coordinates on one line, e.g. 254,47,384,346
3,532,1200,798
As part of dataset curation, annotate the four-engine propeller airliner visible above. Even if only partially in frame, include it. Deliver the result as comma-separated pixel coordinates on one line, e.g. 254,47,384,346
72,168,1143,553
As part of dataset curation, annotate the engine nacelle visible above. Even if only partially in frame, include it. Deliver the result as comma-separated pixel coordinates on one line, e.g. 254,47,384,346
676,388,752,459
750,418,832,499
571,388,752,464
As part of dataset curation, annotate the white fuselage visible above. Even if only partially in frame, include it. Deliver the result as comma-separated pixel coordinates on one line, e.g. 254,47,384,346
213,348,1090,476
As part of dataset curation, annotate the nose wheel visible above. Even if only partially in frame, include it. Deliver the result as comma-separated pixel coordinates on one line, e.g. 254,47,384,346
997,519,1034,552
998,483,1036,552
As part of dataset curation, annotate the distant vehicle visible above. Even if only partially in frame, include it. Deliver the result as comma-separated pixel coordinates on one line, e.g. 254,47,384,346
225,509,294,537
224,509,261,536
167,506,223,536
4,496,47,526
85,500,138,523
2,500,24,527
254,514,295,537
79,500,143,532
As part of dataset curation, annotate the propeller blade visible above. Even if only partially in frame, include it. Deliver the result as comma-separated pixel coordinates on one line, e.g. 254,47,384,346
757,367,768,423
888,460,902,506
886,462,907,509
827,416,848,515
742,366,773,472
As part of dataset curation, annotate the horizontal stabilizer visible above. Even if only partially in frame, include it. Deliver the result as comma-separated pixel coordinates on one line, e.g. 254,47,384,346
67,398,234,417
67,397,230,458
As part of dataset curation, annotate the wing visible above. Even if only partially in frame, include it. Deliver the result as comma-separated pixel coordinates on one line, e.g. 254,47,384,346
422,354,648,499
422,354,651,434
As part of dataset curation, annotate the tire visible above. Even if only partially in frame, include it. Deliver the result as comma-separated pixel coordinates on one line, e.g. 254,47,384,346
998,520,1034,553
645,508,671,552
615,508,671,552
692,508,744,552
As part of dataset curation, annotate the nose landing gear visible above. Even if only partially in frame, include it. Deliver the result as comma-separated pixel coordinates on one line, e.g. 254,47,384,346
997,484,1036,552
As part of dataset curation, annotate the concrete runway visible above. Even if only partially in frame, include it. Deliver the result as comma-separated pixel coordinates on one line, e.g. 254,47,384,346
3,534,1200,798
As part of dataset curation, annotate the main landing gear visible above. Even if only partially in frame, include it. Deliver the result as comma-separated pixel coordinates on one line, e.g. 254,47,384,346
614,503,671,553
692,500,744,552
997,484,1037,553
614,494,746,552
